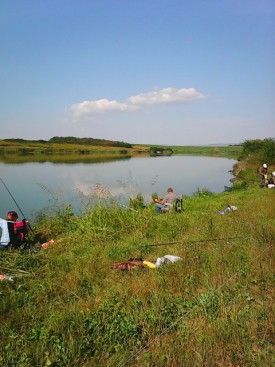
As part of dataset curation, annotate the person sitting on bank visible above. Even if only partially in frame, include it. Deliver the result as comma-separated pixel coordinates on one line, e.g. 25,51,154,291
259,163,268,187
154,187,179,214
267,171,275,188
0,211,30,250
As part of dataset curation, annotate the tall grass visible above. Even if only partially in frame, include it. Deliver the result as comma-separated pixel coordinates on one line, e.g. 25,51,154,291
0,185,274,366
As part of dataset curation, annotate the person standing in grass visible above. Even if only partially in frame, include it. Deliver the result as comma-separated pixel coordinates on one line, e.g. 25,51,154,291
259,163,268,187
0,211,30,249
154,187,179,214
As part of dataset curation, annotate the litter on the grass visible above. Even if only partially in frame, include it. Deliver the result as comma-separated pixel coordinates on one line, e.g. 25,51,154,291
41,240,55,249
0,274,14,282
112,255,182,271
217,205,238,215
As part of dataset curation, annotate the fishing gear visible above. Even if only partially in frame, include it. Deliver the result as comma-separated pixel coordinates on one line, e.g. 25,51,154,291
117,202,139,212
138,237,244,259
143,236,244,248
0,176,33,231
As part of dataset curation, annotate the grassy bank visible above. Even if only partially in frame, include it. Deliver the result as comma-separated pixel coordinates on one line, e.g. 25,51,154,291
0,139,241,160
159,145,242,159
0,184,274,366
134,144,242,159
0,139,148,157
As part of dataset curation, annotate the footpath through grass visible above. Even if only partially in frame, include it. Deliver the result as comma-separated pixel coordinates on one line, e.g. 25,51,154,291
0,185,274,366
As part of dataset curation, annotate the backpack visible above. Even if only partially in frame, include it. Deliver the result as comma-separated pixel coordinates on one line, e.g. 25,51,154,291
7,219,28,247
14,219,29,240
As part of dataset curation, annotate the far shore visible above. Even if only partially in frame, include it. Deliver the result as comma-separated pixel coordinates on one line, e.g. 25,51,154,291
0,139,242,161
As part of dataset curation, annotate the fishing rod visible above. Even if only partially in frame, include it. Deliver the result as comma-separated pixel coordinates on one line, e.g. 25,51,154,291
0,177,33,230
117,202,138,212
143,236,244,248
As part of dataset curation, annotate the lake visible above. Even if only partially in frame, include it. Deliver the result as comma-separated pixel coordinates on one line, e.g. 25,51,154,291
0,155,236,220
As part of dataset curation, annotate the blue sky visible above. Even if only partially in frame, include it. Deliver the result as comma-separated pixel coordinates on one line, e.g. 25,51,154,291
1,0,274,145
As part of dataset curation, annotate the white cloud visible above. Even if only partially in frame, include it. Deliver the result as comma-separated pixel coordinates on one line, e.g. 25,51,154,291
70,99,138,119
68,87,206,120
128,87,205,106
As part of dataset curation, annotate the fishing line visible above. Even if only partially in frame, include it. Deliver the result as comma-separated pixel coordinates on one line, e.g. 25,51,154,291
0,177,29,222
143,236,244,248
117,202,139,212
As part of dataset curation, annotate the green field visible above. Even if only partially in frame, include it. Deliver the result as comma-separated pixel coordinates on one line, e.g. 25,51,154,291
134,144,242,159
166,145,242,158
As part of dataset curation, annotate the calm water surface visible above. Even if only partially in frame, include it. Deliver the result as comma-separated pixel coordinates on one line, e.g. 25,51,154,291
0,155,236,220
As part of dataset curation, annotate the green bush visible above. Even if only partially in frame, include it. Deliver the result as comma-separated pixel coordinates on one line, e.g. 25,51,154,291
240,138,275,164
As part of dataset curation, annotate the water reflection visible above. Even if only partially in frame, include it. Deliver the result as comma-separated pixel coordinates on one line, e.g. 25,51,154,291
0,155,236,220
0,153,133,164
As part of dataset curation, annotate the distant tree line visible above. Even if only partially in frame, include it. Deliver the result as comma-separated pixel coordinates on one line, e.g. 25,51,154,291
239,138,275,164
4,138,47,143
49,136,132,148
4,137,132,148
